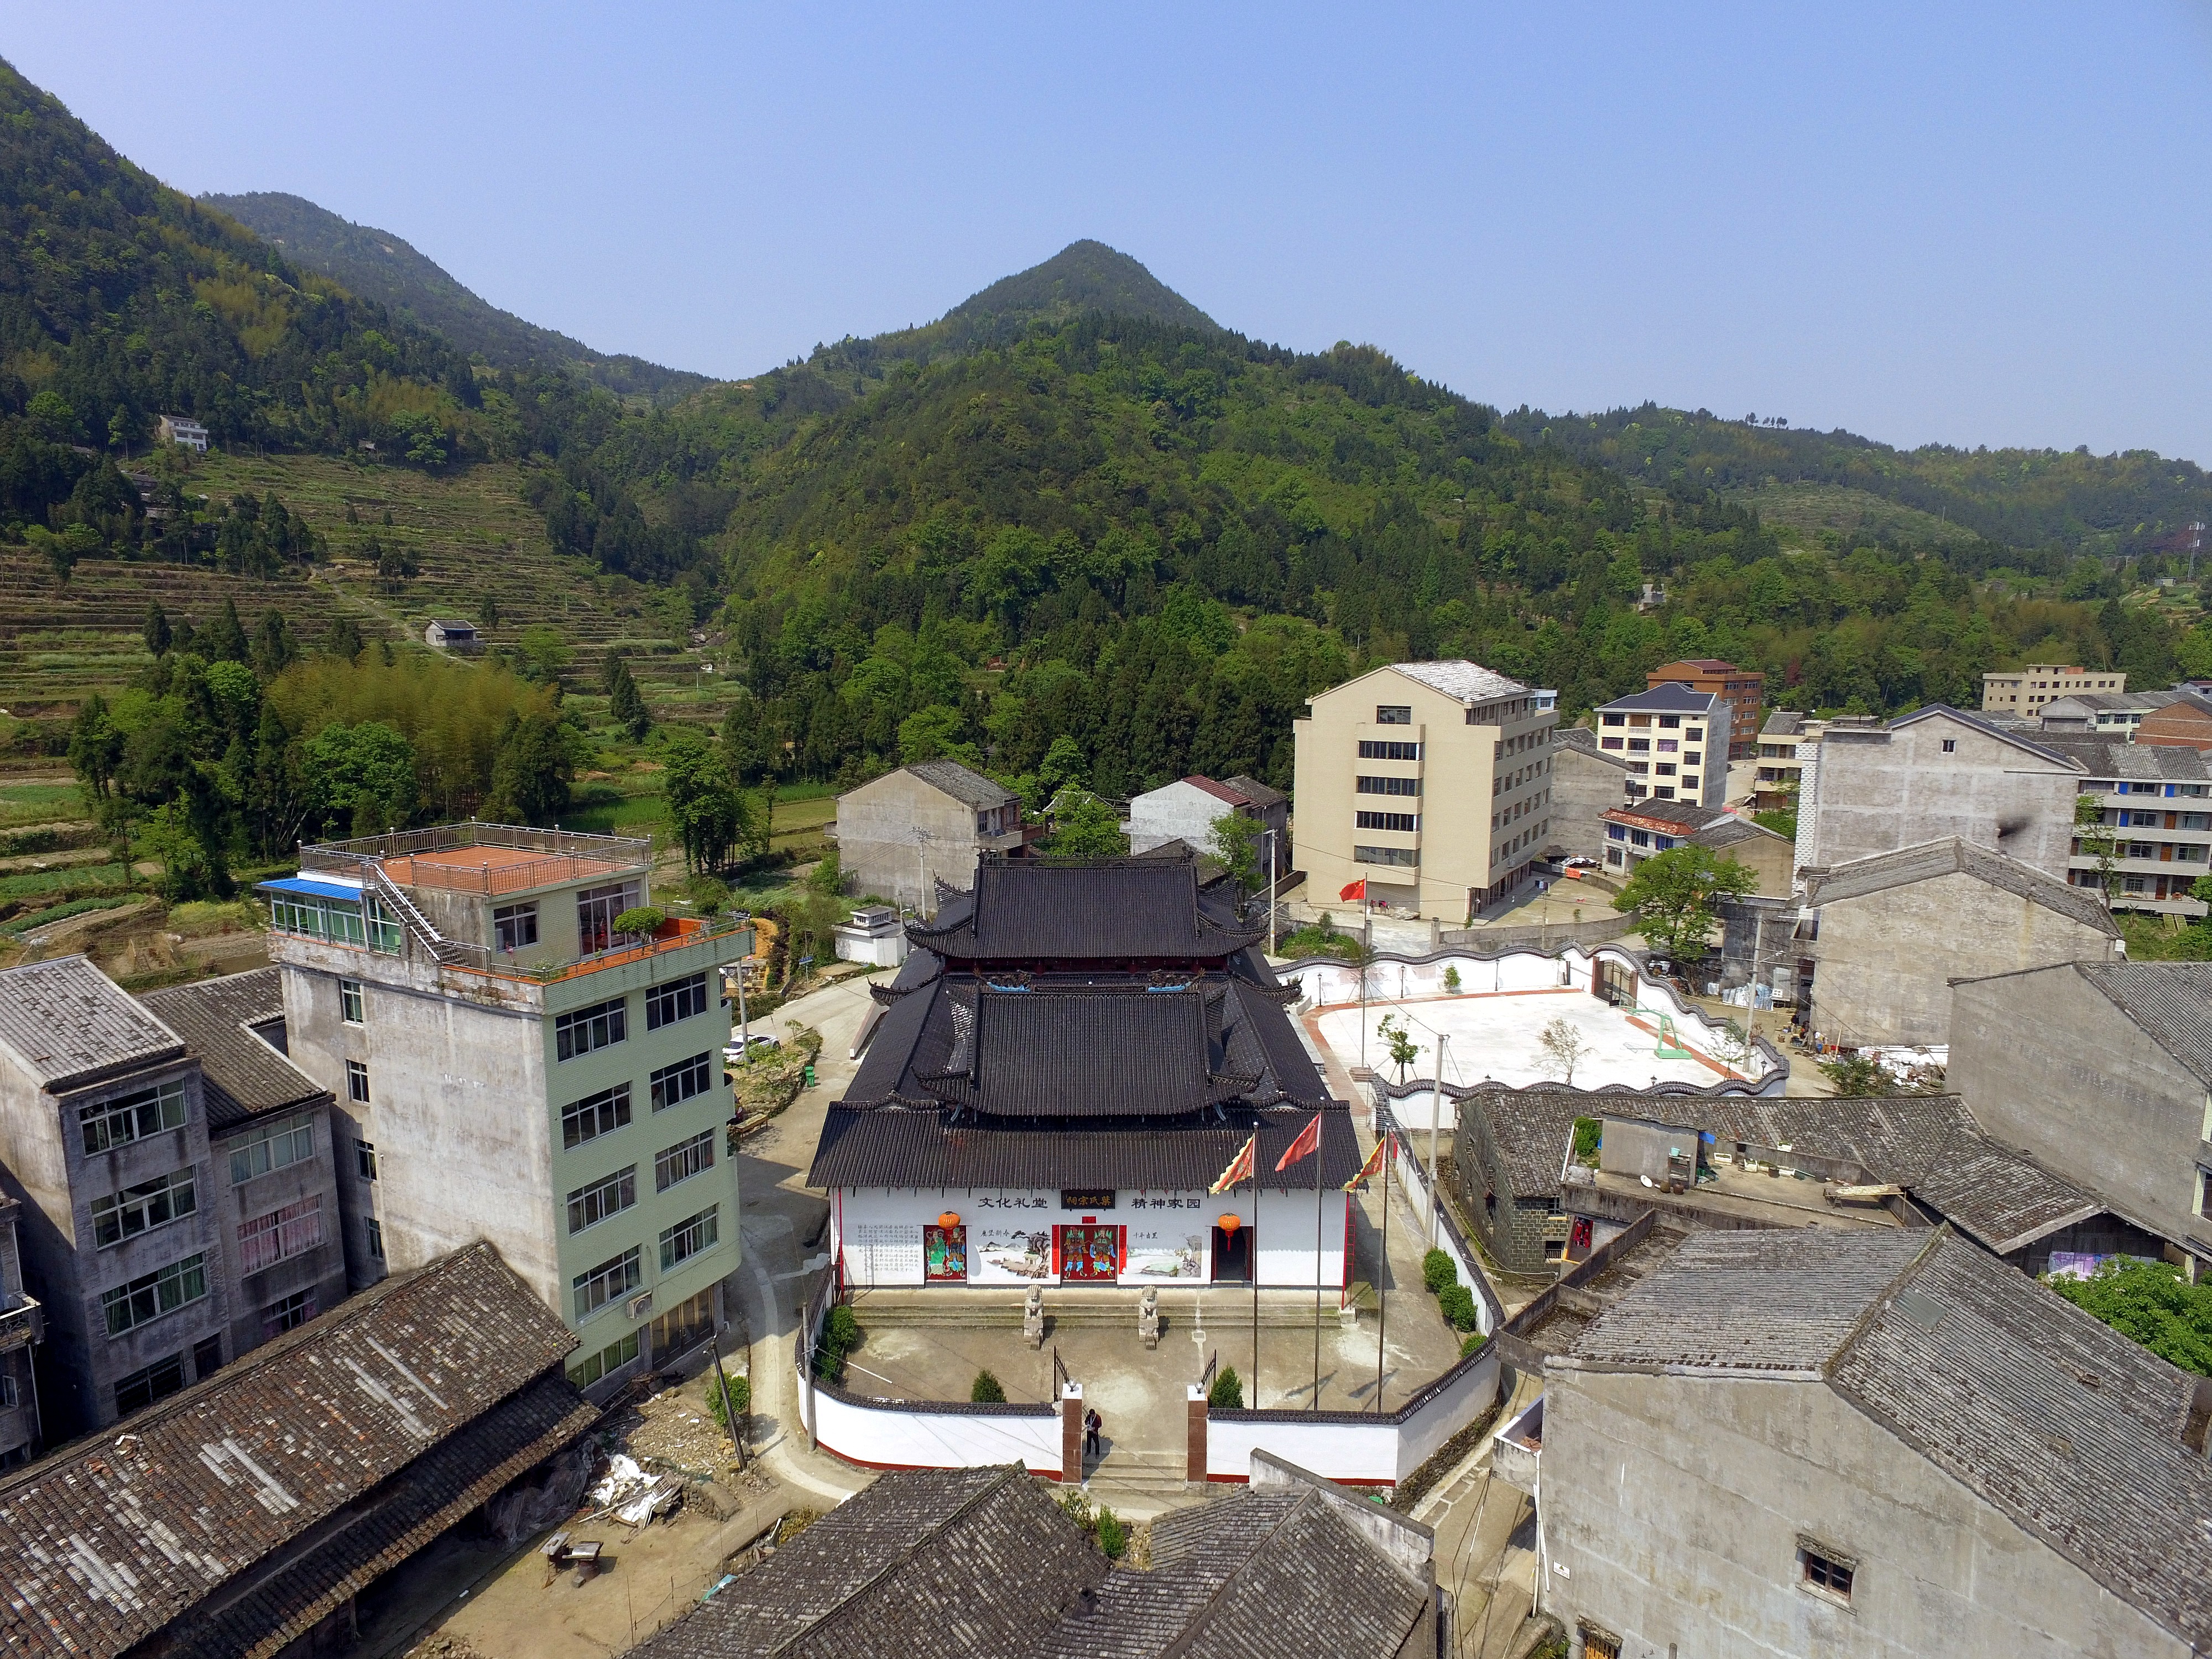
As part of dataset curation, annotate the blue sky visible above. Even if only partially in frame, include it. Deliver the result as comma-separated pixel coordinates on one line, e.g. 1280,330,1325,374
12,4,2211,460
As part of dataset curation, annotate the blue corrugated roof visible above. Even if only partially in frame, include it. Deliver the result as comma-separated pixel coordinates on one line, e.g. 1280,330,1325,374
259,875,363,902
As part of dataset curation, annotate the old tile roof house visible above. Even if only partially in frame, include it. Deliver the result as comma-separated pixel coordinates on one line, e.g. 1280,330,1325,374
635,1455,1441,1658
1539,1227,2212,1657
0,1241,592,1659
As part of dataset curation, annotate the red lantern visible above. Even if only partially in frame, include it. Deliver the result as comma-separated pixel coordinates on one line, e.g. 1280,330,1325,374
1217,1214,1241,1234
937,1212,961,1229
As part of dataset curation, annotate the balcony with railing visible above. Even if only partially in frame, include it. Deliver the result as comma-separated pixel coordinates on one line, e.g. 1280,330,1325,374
0,1294,43,1353
300,821,652,898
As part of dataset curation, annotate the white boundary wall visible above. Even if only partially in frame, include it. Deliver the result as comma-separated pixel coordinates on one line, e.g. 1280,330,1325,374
810,1384,1064,1477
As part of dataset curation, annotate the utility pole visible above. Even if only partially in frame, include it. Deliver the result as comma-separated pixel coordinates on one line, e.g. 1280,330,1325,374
1428,1032,1448,1188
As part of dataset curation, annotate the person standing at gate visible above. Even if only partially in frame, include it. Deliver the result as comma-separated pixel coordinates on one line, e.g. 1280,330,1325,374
1084,1406,1103,1460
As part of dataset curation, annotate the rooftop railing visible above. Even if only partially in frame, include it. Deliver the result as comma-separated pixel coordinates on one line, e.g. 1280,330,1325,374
300,821,653,897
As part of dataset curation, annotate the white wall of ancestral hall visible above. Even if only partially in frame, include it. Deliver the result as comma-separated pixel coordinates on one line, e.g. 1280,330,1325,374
831,1185,1349,1289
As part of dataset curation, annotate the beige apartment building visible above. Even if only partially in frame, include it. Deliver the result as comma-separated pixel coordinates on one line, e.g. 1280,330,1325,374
1982,662,2126,714
1293,660,1556,920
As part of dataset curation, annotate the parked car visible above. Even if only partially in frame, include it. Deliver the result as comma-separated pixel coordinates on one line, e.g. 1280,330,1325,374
724,1034,781,1064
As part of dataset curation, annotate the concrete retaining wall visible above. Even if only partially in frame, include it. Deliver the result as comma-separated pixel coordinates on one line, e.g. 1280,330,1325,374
810,1380,1064,1476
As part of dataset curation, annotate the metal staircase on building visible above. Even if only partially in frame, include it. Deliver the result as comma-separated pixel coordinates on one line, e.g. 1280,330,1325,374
363,863,476,968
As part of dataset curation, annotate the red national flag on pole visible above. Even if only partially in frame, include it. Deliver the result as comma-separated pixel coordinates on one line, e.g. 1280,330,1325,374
1338,878,1366,902
1209,1134,1258,1194
1274,1113,1324,1172
1343,1134,1389,1191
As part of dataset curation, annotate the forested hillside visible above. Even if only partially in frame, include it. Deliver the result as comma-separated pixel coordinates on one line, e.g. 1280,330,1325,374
202,191,709,403
1498,403,2212,561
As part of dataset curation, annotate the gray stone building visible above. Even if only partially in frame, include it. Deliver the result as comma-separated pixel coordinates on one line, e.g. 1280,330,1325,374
1949,960,2212,1275
139,969,349,1364
1799,838,2122,1048
1590,682,1731,807
0,957,233,1436
0,1194,41,1466
833,759,1028,915
1452,1086,2107,1277
1537,1228,2212,1659
2038,735,2212,916
1546,727,1636,864
1794,704,2082,881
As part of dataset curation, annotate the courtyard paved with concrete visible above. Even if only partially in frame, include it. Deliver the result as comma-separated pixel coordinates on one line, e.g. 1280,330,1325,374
1315,985,1748,1092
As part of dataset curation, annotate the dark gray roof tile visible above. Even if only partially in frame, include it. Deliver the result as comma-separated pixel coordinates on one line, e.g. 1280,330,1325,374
2075,961,2212,1083
1804,837,2119,936
0,954,185,1092
139,968,326,1131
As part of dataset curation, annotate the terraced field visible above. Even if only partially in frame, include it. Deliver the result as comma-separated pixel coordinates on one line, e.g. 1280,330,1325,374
0,453,740,722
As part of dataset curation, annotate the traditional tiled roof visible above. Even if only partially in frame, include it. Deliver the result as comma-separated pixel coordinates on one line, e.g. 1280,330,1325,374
1554,727,1633,771
1760,708,1807,737
631,1465,1107,1659
139,968,327,1132
2034,735,2212,781
1804,837,2120,936
909,854,1262,962
1602,800,1726,832
902,758,1018,808
1221,774,1287,810
2073,961,2212,1084
1694,816,1781,851
1467,1089,2101,1255
0,1243,588,1659
1388,659,1528,705
0,954,185,1093
1030,1483,1431,1657
1560,1228,2212,1651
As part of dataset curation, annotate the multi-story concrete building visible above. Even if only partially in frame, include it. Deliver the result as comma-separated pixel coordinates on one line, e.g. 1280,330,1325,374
2039,735,2212,916
832,760,1029,915
1590,683,1730,808
1799,838,2122,1048
1598,801,1792,894
1645,658,1764,759
1980,661,2126,716
1546,728,1635,864
2136,690,2212,750
1949,959,2212,1276
2037,687,2183,734
138,968,348,1365
1793,705,2081,881
1751,708,1827,808
1123,774,1290,874
1537,1228,2212,1659
0,1193,42,1466
260,823,751,1396
0,957,233,1435
1292,660,1556,920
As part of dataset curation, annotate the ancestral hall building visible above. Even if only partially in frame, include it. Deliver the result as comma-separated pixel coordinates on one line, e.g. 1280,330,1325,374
811,855,1360,1290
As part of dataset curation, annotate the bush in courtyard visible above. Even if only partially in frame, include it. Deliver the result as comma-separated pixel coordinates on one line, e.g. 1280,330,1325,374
813,1303,862,1380
971,1369,1006,1404
1438,1284,1479,1331
1461,1332,1485,1359
1422,1249,1457,1294
613,905,666,937
1207,1366,1244,1408
1572,1117,1602,1165
1095,1506,1129,1559
1443,964,1462,994
706,1373,750,1428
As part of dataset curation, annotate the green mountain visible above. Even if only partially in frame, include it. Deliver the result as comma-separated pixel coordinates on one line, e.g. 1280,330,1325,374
946,239,1217,333
201,190,710,404
1499,402,2212,561
0,56,468,456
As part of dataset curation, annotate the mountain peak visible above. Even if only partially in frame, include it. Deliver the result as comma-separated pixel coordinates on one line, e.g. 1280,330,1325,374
946,240,1217,332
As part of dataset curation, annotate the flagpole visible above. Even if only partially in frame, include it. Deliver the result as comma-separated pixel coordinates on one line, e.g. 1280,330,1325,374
1249,1151,1260,1407
1375,1131,1390,1413
1311,1131,1324,1412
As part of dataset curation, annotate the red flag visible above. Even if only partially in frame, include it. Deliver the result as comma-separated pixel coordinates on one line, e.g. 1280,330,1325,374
1275,1113,1324,1172
1338,878,1366,902
1343,1133,1389,1191
1209,1134,1258,1194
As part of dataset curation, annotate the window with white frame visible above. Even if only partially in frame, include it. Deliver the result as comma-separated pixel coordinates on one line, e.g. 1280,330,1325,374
659,1206,719,1270
650,1052,714,1112
229,1111,314,1185
562,1084,633,1149
338,978,364,1024
566,1166,637,1234
346,1060,369,1103
645,972,709,1030
237,1194,325,1275
494,901,540,953
556,998,628,1061
655,1129,716,1192
573,1246,641,1319
79,1079,186,1155
101,1254,208,1335
91,1167,197,1249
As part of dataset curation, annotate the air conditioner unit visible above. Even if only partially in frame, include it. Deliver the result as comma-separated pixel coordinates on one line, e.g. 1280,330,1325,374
626,1292,654,1320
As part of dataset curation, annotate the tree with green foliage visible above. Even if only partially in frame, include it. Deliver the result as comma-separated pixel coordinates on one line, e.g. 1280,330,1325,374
970,1369,1006,1404
1613,844,1759,963
2075,792,2119,905
661,727,758,872
606,654,651,742
2047,1258,2212,1375
304,721,418,835
1207,1366,1244,1408
808,847,845,896
1208,808,1265,896
143,601,171,658
325,614,363,661
514,625,571,687
1377,1012,1421,1084
66,693,123,810
484,711,574,826
1046,791,1128,856
251,608,298,679
197,598,249,665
